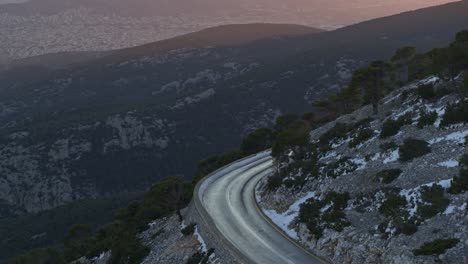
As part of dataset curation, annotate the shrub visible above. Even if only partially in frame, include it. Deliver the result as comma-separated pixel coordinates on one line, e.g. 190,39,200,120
417,184,449,219
319,123,352,148
448,154,468,194
274,113,299,132
399,138,431,162
463,70,468,96
417,110,438,129
266,174,283,191
380,113,412,139
312,99,331,108
378,190,407,218
379,141,398,152
323,157,358,178
181,223,196,236
391,46,417,62
348,128,375,148
375,169,402,184
187,248,215,264
440,100,468,127
413,238,459,256
416,84,437,100
240,128,273,156
298,192,350,239
399,220,418,236
302,112,315,122
272,120,309,157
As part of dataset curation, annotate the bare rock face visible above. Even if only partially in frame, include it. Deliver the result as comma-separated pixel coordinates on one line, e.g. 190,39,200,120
258,76,468,263
0,112,174,217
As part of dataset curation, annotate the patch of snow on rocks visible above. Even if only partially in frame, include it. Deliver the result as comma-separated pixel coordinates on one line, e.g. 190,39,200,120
438,160,459,168
429,130,468,144
383,150,399,164
194,226,208,252
262,192,316,239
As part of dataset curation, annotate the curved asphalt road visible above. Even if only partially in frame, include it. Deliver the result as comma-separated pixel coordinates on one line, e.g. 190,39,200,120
197,151,324,264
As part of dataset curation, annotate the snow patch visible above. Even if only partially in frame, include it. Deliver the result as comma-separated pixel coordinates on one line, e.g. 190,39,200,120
437,160,459,168
194,226,207,252
262,192,316,239
429,130,468,144
383,150,399,164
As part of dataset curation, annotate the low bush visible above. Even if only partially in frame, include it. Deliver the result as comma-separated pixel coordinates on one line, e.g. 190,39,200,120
266,174,283,191
240,128,273,156
377,189,419,237
181,223,196,236
399,138,431,162
379,141,398,152
417,184,449,219
413,238,459,256
375,169,402,184
440,100,468,127
323,157,358,178
348,128,375,148
187,248,215,264
378,189,407,218
380,113,412,139
417,110,438,129
416,84,437,100
319,123,352,148
298,192,350,239
448,154,468,194
272,120,310,157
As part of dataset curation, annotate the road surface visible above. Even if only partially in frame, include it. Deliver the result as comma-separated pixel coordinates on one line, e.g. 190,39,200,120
196,151,324,264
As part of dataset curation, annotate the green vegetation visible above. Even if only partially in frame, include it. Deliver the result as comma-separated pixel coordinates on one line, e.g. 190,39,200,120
348,128,375,148
374,169,402,184
272,119,310,157
391,46,417,63
323,157,358,178
14,177,193,264
0,192,140,262
187,248,215,264
413,238,459,256
440,100,468,127
377,189,419,237
463,70,468,96
379,141,398,152
181,223,196,236
417,184,449,219
192,150,242,184
298,192,350,239
378,189,407,218
416,84,437,100
448,154,468,194
417,110,438,129
319,123,352,149
349,61,392,114
380,113,412,139
240,128,273,156
398,138,431,162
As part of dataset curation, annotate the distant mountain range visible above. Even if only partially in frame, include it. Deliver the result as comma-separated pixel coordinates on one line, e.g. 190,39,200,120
0,1,467,219
0,0,456,62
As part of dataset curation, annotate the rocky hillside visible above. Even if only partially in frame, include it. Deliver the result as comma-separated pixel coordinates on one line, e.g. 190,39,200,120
258,73,468,263
1,2,468,218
